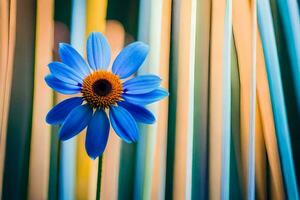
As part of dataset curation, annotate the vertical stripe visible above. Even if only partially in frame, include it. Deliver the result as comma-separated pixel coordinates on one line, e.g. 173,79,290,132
150,0,171,198
60,0,85,200
172,0,196,198
255,102,267,200
256,31,285,200
230,37,243,200
28,0,54,198
208,0,227,199
84,1,107,199
192,0,211,198
257,0,299,199
275,0,300,111
220,0,232,199
136,0,170,198
3,0,36,198
232,0,256,198
134,0,151,198
0,0,16,197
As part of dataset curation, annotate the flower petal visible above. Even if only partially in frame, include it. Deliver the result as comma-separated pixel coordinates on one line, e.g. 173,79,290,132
87,32,111,70
86,109,110,159
48,62,84,85
118,101,155,124
59,104,93,141
112,42,149,79
123,75,161,94
46,97,83,125
45,75,81,94
122,88,168,105
59,43,90,76
109,105,139,143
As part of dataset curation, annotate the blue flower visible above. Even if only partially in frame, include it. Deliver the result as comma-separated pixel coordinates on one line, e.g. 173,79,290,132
45,32,168,159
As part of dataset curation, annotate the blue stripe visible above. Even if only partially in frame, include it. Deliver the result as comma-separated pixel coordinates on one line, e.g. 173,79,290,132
59,0,86,199
221,0,232,199
276,0,300,111
257,0,299,199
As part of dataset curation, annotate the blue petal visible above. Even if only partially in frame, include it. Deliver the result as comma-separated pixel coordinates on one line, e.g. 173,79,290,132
59,104,93,141
48,62,84,85
46,97,83,125
109,105,139,143
45,75,81,94
112,42,149,79
87,32,111,70
118,101,155,124
86,109,110,159
59,43,91,76
122,88,168,105
123,75,161,94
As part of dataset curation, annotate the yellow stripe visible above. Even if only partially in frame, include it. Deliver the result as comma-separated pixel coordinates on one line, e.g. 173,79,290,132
100,20,125,200
86,0,107,38
256,31,285,200
76,1,107,199
208,0,227,199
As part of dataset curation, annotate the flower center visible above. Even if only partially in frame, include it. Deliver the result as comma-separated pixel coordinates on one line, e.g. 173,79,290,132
92,79,112,96
81,70,123,108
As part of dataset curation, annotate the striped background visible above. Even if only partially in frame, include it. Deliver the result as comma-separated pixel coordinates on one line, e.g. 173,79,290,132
0,0,299,199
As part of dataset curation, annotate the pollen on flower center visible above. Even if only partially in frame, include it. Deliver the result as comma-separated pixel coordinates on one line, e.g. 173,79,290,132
81,70,123,108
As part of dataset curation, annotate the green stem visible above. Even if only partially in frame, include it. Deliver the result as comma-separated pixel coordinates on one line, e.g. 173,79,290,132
96,155,103,200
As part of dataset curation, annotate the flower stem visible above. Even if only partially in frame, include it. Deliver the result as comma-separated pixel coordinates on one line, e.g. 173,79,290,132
96,155,103,200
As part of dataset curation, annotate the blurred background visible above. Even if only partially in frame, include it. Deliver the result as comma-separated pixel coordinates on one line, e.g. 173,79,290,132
0,0,300,199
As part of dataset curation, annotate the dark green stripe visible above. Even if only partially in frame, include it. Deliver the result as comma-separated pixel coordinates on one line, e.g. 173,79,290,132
191,1,211,199
48,125,60,200
2,0,36,199
118,143,137,200
165,1,177,198
229,36,242,200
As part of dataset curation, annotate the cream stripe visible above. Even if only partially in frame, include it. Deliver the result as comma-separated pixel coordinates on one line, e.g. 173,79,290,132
173,0,196,198
255,101,267,200
232,0,256,197
208,0,227,199
28,0,54,198
150,0,171,198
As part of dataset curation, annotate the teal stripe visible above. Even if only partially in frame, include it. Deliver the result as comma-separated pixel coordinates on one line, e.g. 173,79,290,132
192,0,211,199
257,0,299,199
118,143,137,200
48,124,60,200
270,0,300,188
165,1,180,197
134,0,151,198
2,0,36,198
220,0,232,199
276,0,300,111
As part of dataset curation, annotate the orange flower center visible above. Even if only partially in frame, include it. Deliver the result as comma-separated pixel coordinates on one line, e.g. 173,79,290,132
81,70,123,108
